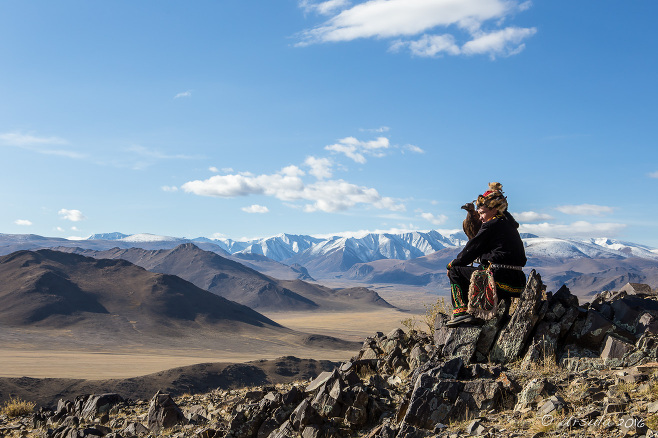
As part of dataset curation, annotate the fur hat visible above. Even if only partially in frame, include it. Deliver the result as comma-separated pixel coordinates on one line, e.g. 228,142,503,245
476,182,508,213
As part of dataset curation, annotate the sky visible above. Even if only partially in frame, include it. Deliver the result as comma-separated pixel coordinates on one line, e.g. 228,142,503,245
1,0,657,247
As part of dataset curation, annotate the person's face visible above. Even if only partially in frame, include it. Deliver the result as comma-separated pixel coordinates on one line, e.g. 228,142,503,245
478,205,496,223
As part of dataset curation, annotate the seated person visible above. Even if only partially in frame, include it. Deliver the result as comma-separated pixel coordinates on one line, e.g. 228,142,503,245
446,182,527,327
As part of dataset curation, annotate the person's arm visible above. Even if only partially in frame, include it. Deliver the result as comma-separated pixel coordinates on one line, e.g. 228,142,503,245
447,222,490,269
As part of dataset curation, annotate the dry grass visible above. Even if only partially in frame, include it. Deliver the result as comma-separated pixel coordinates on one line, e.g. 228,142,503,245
400,297,449,336
1,309,411,379
640,378,658,401
1,396,36,417
614,380,639,395
646,414,658,430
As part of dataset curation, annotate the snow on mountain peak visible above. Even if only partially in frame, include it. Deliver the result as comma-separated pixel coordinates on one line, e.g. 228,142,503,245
119,233,184,243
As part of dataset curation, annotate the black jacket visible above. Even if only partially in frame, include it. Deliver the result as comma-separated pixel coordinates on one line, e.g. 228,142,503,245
449,211,526,268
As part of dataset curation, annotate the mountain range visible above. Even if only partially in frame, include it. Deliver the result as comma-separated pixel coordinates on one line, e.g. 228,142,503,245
2,230,657,298
53,244,393,312
0,249,361,352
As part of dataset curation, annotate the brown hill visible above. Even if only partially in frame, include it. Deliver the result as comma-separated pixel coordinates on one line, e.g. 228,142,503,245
0,249,277,330
0,356,337,408
0,249,360,353
54,244,394,312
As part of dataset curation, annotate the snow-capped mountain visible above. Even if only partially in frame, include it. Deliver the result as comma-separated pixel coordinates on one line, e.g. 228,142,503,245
2,231,657,282
228,233,324,261
88,232,129,240
118,233,187,243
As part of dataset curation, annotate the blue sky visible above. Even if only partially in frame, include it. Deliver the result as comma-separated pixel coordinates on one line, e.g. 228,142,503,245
1,0,657,247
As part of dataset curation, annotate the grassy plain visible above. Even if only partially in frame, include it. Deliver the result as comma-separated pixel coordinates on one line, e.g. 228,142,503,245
0,309,417,379
0,285,443,380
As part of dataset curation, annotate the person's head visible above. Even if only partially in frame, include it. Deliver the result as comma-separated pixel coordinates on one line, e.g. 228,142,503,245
476,182,508,218
477,205,497,223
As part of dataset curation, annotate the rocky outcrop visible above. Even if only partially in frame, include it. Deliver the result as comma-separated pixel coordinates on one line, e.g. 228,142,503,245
6,273,658,437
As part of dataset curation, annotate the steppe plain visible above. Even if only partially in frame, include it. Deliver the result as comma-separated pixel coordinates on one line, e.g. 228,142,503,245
0,282,439,380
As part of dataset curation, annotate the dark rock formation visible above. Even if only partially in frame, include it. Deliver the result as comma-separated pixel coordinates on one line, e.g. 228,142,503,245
8,272,658,437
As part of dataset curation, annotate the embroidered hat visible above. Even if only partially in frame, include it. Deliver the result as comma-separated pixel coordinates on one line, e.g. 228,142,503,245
476,182,508,213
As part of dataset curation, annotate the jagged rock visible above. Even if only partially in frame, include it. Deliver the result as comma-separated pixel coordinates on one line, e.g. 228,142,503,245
305,371,334,392
474,299,510,362
521,303,580,369
300,424,322,438
465,420,487,436
123,421,149,437
601,335,636,360
395,422,432,438
537,395,565,416
400,370,463,429
459,379,508,415
268,419,295,438
290,399,320,430
490,270,546,364
514,378,546,411
146,391,187,433
61,416,80,427
79,394,124,421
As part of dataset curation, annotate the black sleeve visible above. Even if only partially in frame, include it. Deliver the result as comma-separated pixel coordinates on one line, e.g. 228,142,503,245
449,221,492,267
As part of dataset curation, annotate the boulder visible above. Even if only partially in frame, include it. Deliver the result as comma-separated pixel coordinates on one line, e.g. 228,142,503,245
146,391,187,433
79,393,124,421
490,270,546,363
600,335,636,360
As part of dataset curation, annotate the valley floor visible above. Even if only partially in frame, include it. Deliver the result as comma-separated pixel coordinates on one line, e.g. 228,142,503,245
0,308,417,380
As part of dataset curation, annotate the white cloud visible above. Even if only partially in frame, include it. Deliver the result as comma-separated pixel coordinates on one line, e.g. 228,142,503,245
281,165,306,177
392,33,460,57
299,0,510,43
300,0,351,15
519,221,627,238
360,126,390,133
0,131,68,146
297,0,535,58
555,204,614,216
420,212,448,225
56,227,65,232
58,209,86,222
14,219,32,226
404,144,425,154
305,156,333,179
461,26,537,58
182,167,405,213
209,166,220,173
649,171,658,179
325,136,390,163
162,185,179,192
302,179,405,212
514,211,554,222
182,169,304,198
242,204,270,214
174,90,192,99
0,131,86,159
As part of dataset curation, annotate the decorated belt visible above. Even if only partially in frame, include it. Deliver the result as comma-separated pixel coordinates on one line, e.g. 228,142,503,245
489,263,524,271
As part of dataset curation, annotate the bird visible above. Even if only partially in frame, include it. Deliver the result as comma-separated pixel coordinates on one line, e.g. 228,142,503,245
461,202,482,240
